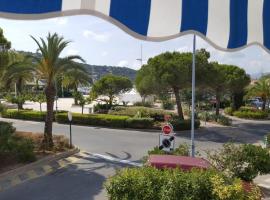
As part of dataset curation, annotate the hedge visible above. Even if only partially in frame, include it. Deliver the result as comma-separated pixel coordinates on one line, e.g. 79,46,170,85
170,118,200,131
2,109,46,121
125,118,154,129
105,167,261,200
2,109,67,122
56,113,129,128
108,106,176,121
233,110,268,120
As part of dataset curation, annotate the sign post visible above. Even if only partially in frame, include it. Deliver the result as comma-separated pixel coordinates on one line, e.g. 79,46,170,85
159,123,175,152
68,111,73,148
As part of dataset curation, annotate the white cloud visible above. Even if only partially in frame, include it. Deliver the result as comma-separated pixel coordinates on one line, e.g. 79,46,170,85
176,46,190,53
83,30,111,43
66,49,79,56
101,51,108,57
117,60,129,67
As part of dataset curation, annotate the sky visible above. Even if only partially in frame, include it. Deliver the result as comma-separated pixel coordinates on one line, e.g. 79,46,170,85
0,15,270,77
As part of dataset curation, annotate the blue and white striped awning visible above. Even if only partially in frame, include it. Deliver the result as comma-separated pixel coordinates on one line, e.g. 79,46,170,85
0,0,269,52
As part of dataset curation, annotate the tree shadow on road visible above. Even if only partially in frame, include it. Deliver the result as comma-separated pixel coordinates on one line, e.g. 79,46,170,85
175,121,270,144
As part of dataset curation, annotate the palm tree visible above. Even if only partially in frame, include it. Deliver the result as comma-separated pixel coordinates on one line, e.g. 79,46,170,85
248,78,270,110
2,56,34,94
62,67,92,105
31,33,85,149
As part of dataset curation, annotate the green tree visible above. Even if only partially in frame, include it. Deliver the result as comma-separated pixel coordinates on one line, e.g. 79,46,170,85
224,65,250,110
91,74,133,107
2,54,35,103
136,50,209,119
77,93,87,114
34,93,46,112
30,33,85,149
207,63,228,116
247,78,270,110
0,28,11,72
62,66,92,105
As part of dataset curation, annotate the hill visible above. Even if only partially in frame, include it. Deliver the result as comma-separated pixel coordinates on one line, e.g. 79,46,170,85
18,51,137,81
83,64,137,82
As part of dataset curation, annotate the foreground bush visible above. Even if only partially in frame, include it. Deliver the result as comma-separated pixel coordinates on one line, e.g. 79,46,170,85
109,106,176,121
0,121,36,163
105,167,260,200
208,143,270,181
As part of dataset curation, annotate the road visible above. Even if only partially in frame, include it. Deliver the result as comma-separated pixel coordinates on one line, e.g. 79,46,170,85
0,117,269,200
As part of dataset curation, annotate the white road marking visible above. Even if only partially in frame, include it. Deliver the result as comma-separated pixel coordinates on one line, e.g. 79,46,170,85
81,152,143,167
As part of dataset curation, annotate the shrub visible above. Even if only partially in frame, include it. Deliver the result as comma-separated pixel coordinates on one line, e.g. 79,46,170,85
162,100,175,110
208,143,270,181
0,103,7,114
0,121,16,153
233,110,268,119
169,118,200,131
109,106,176,121
13,138,36,162
56,113,155,129
147,144,189,156
224,107,233,116
239,106,257,112
2,109,46,121
133,101,153,108
126,118,154,129
198,112,232,126
56,113,128,128
0,122,36,163
94,103,112,114
105,167,259,200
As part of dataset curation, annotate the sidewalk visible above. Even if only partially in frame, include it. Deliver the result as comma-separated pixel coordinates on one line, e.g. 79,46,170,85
254,175,270,198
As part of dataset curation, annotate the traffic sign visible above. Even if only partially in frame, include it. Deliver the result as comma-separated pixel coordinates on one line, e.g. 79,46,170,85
162,124,173,135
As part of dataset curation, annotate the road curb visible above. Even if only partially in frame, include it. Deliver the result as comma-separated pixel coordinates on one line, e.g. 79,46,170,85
0,148,80,192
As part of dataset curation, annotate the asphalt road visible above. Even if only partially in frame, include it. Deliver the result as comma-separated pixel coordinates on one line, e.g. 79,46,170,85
0,117,269,200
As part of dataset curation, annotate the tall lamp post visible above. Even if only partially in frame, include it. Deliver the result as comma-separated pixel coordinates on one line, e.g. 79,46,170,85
68,111,73,148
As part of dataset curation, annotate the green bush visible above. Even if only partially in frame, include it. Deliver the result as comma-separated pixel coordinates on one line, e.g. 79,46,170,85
56,113,129,128
198,112,232,126
2,109,46,121
208,143,270,181
0,103,7,114
133,101,153,108
224,107,233,116
126,118,154,129
0,121,36,163
13,138,36,162
233,110,268,119
109,106,175,121
147,144,190,157
169,118,200,131
56,113,155,129
162,100,175,110
0,121,16,153
94,103,112,114
105,167,259,200
239,106,257,112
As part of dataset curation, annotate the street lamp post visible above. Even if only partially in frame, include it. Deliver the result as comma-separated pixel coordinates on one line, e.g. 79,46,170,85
68,111,73,148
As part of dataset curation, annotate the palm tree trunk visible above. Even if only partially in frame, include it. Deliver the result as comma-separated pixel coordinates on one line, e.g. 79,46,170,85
74,87,78,105
43,84,55,149
216,91,221,117
173,87,184,120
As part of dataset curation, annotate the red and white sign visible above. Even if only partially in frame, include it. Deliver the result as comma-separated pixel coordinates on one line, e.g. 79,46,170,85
162,124,173,135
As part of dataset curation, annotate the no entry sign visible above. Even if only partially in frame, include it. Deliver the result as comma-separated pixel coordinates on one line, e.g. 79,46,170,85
162,124,173,135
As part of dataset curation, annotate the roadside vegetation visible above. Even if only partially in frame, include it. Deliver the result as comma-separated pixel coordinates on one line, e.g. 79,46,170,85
105,142,269,200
